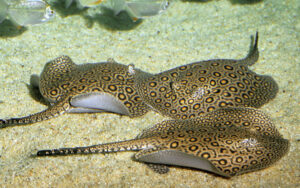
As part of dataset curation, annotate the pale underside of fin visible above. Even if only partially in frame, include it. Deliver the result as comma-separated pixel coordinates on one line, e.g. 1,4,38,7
68,107,105,113
136,149,230,177
69,92,130,116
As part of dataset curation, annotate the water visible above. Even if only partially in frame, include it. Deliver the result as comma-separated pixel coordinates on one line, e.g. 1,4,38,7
0,0,299,187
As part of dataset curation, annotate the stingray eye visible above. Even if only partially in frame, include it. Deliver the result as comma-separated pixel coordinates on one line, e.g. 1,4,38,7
6,0,56,26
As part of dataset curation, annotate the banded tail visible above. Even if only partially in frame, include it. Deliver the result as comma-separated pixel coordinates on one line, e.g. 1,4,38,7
0,96,71,128
37,138,150,156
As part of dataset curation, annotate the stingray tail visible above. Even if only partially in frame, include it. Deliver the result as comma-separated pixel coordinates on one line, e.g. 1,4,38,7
36,138,149,156
0,96,71,128
237,31,259,66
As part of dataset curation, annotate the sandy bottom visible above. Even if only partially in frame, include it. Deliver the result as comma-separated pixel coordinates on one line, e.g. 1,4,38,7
0,0,299,187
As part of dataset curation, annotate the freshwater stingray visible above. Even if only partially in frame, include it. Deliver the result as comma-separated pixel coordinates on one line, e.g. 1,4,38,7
132,32,278,119
37,108,289,177
1,33,278,128
0,56,151,128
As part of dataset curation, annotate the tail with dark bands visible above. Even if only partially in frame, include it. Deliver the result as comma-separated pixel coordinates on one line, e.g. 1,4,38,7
0,96,71,128
37,139,147,157
37,148,93,156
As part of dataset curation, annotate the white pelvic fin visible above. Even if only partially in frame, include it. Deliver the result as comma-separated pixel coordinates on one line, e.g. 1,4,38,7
137,149,230,177
70,92,130,116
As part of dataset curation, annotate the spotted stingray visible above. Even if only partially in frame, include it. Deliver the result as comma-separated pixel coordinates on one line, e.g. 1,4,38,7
0,57,151,128
37,108,289,177
0,33,278,128
133,32,278,119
